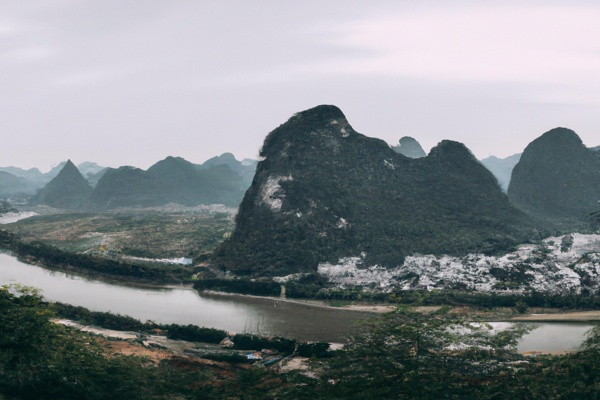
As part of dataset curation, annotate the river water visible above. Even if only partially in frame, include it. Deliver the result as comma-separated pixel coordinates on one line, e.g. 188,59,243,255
0,252,596,349
0,253,372,342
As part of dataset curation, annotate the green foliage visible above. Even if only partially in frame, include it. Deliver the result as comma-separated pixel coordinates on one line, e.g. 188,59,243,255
508,127,600,228
0,285,213,399
200,353,248,364
0,201,16,215
193,278,281,296
1,236,190,282
5,285,600,398
213,105,540,276
591,210,600,231
51,303,229,344
514,300,528,314
162,324,227,344
297,342,332,358
232,334,296,353
51,302,147,331
306,307,530,399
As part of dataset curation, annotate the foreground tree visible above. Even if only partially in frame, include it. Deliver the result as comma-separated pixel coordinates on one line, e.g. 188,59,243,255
284,306,533,399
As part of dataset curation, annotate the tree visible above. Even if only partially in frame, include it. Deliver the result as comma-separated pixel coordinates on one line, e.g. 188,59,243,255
314,306,532,399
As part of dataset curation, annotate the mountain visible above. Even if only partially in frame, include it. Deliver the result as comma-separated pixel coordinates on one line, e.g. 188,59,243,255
0,171,39,198
480,153,522,192
0,161,106,188
591,145,600,153
212,105,537,276
199,152,257,187
148,156,246,206
507,128,600,225
90,166,166,209
391,136,427,158
85,168,108,188
30,160,93,210
90,156,247,209
0,166,45,183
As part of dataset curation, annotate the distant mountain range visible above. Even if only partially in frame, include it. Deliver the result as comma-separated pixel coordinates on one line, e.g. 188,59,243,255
213,105,538,276
91,155,250,209
0,161,107,200
4,153,257,210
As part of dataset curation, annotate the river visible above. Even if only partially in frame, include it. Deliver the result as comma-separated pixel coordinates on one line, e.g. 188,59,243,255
0,252,596,349
0,253,372,342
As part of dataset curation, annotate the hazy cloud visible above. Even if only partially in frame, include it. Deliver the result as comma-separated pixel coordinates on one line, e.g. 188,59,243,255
1,1,600,170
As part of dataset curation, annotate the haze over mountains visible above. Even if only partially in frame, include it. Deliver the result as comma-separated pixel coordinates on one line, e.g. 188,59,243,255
91,155,249,209
30,160,94,210
0,153,256,210
480,153,522,192
213,105,539,276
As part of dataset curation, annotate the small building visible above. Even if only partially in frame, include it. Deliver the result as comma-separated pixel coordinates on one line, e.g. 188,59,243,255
246,352,263,361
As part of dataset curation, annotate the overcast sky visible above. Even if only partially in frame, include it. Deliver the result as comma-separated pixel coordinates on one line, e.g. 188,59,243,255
2,1,600,171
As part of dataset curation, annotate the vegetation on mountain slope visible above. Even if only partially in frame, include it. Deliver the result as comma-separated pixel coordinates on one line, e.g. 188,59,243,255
214,105,540,276
508,127,600,229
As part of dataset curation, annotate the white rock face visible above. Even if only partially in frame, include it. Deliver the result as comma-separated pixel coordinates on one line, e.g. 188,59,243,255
318,234,600,294
260,175,293,211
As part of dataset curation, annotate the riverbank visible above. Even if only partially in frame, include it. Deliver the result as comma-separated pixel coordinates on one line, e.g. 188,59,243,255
201,290,396,313
511,310,600,322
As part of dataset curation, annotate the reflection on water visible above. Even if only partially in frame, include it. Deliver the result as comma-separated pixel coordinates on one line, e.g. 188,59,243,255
0,253,371,342
517,323,594,353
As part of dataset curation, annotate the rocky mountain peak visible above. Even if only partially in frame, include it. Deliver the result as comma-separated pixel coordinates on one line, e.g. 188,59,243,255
31,160,93,210
392,136,427,158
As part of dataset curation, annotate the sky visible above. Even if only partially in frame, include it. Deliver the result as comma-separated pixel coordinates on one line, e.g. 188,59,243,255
2,1,600,171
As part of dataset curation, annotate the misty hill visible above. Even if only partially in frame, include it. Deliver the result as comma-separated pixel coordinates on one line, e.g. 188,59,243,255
508,128,600,226
391,136,427,158
85,168,108,188
213,105,537,276
0,166,45,184
199,152,257,186
30,160,93,210
0,171,39,199
480,153,522,192
0,161,107,188
148,156,246,206
90,156,247,209
77,161,105,177
90,166,167,209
